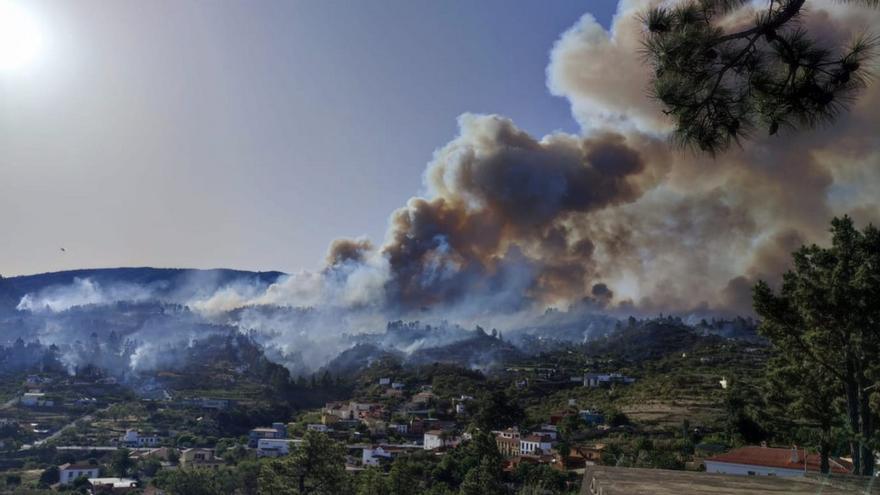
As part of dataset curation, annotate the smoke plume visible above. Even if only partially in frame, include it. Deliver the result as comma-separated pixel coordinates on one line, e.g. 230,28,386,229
187,0,880,318
8,0,880,375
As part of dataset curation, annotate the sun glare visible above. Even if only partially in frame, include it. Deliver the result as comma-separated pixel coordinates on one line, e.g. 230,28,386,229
0,1,45,72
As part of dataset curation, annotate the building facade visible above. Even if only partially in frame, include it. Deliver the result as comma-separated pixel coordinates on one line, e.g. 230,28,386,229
59,463,100,485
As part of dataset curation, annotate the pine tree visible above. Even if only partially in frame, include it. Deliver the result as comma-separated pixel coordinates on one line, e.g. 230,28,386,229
642,0,879,153
458,458,505,495
754,216,880,475
355,468,389,495
258,431,348,494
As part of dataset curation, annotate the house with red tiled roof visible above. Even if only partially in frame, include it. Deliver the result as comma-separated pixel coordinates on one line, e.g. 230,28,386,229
704,445,852,477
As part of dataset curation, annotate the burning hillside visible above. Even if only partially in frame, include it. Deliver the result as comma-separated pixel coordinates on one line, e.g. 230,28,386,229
2,0,879,376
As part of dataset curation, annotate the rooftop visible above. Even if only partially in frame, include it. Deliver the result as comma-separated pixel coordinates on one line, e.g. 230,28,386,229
707,446,852,475
59,463,99,470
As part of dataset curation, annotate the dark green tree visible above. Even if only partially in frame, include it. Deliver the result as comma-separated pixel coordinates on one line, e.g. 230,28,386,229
258,431,348,495
140,458,162,477
433,431,502,489
38,466,59,487
154,467,239,495
642,0,878,153
5,474,21,487
237,459,261,495
458,458,505,495
723,380,768,445
387,458,422,495
167,448,180,465
111,447,134,477
754,216,880,475
473,390,525,431
512,463,568,493
71,475,92,493
355,467,389,495
765,354,844,473
557,414,584,439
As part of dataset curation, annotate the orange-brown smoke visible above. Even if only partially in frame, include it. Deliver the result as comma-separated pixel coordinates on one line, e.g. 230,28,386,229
202,0,880,318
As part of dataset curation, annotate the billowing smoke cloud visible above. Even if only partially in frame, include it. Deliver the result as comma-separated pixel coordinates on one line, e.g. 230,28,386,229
181,0,880,319
544,0,880,313
381,114,661,310
10,0,880,375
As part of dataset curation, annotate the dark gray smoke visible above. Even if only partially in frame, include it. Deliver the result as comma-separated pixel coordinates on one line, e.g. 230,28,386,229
7,0,880,375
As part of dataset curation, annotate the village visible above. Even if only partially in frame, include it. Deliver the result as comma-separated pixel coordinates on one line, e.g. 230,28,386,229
0,314,870,494
0,370,626,491
2,355,871,495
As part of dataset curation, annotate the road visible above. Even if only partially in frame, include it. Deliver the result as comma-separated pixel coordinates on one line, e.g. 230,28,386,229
19,406,111,451
34,407,108,447
0,396,18,410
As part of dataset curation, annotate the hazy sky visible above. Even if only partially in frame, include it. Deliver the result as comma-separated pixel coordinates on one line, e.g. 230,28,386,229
0,0,618,276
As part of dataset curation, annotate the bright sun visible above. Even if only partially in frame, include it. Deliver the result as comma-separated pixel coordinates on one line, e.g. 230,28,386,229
0,1,44,72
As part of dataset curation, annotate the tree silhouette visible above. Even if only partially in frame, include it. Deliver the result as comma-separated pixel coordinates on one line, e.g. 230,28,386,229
642,0,878,153
258,431,348,494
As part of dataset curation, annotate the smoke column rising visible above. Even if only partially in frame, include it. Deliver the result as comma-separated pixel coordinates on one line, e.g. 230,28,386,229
11,0,880,373
202,0,880,318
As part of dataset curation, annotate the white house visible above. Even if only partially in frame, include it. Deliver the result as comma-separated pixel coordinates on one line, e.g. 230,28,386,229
362,445,394,466
120,429,161,447
248,423,287,447
423,430,459,450
59,463,100,485
520,434,554,455
379,378,391,386
391,382,405,390
388,423,408,434
704,446,852,477
583,373,635,388
306,423,330,433
257,438,303,457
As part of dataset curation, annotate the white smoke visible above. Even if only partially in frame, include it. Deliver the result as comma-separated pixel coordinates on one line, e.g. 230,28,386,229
188,253,390,316
8,0,880,375
16,277,157,313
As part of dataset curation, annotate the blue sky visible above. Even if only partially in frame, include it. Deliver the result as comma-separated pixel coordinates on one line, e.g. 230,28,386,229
0,0,619,275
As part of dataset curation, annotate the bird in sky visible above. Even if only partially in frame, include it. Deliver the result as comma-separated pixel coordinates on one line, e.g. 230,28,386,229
59,247,66,253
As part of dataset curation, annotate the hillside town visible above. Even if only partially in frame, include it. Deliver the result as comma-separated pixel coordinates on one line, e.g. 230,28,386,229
3,344,878,495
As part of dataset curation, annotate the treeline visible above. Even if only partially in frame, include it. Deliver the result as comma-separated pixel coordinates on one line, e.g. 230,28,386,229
153,430,577,495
